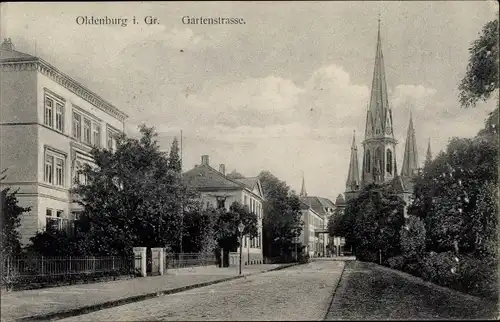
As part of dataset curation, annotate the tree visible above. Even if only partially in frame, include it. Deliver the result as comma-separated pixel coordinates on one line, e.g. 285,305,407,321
459,16,499,108
459,16,499,135
258,171,303,259
410,135,498,256
339,184,405,262
214,201,258,267
1,169,31,257
400,215,426,262
71,125,184,256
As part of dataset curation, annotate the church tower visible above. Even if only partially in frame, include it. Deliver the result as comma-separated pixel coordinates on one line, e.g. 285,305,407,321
300,173,307,197
401,113,419,177
361,19,398,187
345,131,360,201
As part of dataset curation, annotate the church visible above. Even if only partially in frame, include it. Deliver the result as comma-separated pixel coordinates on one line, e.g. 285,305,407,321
343,20,432,217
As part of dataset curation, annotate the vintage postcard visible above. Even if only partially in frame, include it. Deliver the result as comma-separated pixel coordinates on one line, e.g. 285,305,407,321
0,1,498,321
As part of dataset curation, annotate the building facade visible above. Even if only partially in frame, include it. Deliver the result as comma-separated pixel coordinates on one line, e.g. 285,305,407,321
183,155,264,264
0,38,128,244
298,178,337,257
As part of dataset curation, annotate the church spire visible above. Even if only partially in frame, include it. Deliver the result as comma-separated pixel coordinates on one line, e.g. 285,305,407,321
364,17,393,140
300,173,307,197
401,112,419,177
425,138,432,163
346,130,360,192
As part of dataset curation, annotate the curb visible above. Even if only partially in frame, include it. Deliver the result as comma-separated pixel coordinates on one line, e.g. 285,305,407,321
17,263,300,321
322,261,347,321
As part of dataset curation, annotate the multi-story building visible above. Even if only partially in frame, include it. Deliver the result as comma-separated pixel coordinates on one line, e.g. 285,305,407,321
298,177,336,257
182,155,264,264
0,38,128,244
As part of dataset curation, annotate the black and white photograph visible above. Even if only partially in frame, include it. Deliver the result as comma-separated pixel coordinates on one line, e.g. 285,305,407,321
0,1,498,320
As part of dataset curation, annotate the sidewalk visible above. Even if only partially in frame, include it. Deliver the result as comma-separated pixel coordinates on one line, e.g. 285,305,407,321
1,264,290,321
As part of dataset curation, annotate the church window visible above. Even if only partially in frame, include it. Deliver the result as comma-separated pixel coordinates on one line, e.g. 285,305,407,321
375,147,383,173
386,149,393,174
365,150,371,173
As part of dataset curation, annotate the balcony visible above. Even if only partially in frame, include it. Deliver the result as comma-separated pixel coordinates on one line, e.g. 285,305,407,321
45,217,74,235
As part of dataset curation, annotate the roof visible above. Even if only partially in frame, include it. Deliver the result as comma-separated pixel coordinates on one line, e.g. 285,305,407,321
183,164,243,190
183,165,265,200
299,196,336,218
0,49,37,62
233,177,258,190
0,38,128,121
335,194,346,205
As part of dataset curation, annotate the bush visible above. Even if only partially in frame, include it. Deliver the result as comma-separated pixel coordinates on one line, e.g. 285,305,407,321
458,255,498,299
421,251,461,289
387,256,405,270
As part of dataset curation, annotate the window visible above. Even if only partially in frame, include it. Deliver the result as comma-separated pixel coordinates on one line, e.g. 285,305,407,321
93,123,101,147
375,147,382,173
44,98,53,127
55,158,64,186
386,149,393,174
83,118,91,144
244,195,248,206
365,150,371,173
44,155,54,184
46,208,53,217
56,210,64,218
75,161,88,185
45,151,65,187
216,197,226,209
73,112,81,140
107,129,117,151
55,103,64,132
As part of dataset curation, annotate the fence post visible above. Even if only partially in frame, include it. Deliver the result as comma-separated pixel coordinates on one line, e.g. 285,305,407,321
41,256,44,275
112,256,115,270
69,256,72,273
93,256,96,273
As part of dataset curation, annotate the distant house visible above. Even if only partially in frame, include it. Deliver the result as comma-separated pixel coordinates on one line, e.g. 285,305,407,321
183,155,264,265
298,177,337,257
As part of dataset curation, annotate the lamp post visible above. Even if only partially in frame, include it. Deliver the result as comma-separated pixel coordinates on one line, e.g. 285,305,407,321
238,222,245,275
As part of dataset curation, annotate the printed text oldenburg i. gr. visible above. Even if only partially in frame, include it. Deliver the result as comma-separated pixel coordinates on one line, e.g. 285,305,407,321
75,16,160,27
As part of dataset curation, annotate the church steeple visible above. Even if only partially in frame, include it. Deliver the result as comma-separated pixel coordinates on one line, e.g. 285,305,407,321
346,130,360,192
364,17,393,141
361,19,398,187
300,173,307,197
401,112,419,177
425,138,432,163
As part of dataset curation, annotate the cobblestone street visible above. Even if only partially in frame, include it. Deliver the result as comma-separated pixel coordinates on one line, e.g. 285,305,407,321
61,261,344,321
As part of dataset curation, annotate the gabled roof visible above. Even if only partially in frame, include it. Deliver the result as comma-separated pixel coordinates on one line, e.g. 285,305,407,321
183,165,265,200
183,164,243,190
233,177,265,199
299,196,336,218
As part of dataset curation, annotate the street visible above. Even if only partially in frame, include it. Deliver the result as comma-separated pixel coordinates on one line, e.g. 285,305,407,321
60,261,344,321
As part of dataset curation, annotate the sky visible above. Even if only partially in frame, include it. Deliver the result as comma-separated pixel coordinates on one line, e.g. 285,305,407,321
2,1,498,201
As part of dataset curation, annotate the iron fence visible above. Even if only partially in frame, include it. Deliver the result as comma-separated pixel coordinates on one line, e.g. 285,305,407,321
165,253,217,269
2,255,135,290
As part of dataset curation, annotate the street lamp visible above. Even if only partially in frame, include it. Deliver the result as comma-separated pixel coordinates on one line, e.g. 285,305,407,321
238,222,245,275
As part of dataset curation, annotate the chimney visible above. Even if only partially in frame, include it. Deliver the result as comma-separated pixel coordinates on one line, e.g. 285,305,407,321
1,38,14,51
201,155,209,166
219,164,226,175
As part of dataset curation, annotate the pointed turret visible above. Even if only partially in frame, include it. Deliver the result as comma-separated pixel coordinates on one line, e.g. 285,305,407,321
425,138,432,163
364,18,393,140
300,174,307,197
346,131,360,192
401,113,419,177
